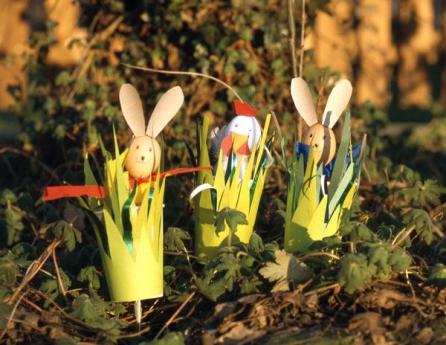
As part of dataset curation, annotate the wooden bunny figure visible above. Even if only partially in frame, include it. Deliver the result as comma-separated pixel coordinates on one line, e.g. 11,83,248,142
119,83,184,179
290,77,353,165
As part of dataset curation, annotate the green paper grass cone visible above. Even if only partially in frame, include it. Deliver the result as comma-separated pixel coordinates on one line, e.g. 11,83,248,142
82,137,165,302
284,112,363,253
194,115,273,260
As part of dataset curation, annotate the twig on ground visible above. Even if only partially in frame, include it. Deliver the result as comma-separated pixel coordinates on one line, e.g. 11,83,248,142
392,225,416,247
0,292,28,340
116,324,152,339
154,290,197,340
7,240,61,304
304,283,340,297
52,247,67,300
301,251,341,261
405,269,416,298
21,296,44,313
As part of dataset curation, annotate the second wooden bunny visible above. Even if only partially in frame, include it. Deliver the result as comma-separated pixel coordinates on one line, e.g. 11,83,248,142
291,77,353,165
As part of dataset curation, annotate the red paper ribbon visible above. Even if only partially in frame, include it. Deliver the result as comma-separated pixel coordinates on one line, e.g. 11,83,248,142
42,166,212,201
43,185,105,201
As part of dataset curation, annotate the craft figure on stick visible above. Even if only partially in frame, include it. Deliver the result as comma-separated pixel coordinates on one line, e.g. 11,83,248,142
290,77,353,165
119,83,184,179
210,100,262,178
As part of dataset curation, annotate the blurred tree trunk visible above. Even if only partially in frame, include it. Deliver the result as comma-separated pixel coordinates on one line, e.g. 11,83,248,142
396,0,440,107
0,0,86,109
312,0,356,79
442,9,446,106
356,0,395,108
44,0,87,66
0,0,30,108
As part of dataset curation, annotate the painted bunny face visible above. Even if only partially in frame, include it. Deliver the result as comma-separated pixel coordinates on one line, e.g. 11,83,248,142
226,115,262,151
291,77,352,165
302,123,336,165
119,83,184,179
125,136,161,179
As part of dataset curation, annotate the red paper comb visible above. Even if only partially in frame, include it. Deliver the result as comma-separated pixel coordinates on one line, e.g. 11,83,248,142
232,100,258,116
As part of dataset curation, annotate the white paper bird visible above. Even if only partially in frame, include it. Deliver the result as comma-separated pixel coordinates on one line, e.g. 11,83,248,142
210,100,262,179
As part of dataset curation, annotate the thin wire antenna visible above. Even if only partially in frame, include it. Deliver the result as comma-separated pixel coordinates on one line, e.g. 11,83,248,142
121,63,244,102
299,0,306,78
288,0,306,141
298,0,307,141
288,0,298,78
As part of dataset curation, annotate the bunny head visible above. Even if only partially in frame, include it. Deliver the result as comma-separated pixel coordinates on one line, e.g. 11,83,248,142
119,83,184,179
291,77,352,165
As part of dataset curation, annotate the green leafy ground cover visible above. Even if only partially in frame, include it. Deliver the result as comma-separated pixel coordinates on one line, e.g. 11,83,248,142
0,1,446,344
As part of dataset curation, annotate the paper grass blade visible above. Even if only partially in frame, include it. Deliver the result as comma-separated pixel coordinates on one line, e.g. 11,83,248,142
284,113,364,253
193,115,273,259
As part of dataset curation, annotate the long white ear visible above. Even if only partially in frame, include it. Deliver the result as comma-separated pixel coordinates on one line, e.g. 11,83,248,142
146,86,184,137
119,83,146,137
291,77,318,127
322,79,352,128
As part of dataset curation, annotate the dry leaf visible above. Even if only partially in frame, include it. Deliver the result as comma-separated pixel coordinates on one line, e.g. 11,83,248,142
259,250,313,292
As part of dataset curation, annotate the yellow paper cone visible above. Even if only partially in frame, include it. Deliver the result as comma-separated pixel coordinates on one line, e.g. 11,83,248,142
194,115,272,260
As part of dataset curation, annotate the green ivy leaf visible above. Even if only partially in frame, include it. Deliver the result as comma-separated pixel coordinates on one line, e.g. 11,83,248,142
214,253,240,291
240,277,262,294
70,293,125,340
0,190,17,204
0,302,13,330
77,266,101,290
399,179,446,208
391,165,420,184
143,332,185,345
40,270,71,305
247,232,264,255
402,209,433,245
341,222,375,242
215,208,248,234
367,244,391,279
50,220,82,252
71,294,102,321
165,227,191,252
428,264,446,288
388,248,412,272
195,278,226,302
0,259,17,287
338,254,374,294
2,204,25,246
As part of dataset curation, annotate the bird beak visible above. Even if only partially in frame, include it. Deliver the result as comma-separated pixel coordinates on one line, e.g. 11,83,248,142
231,132,249,152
